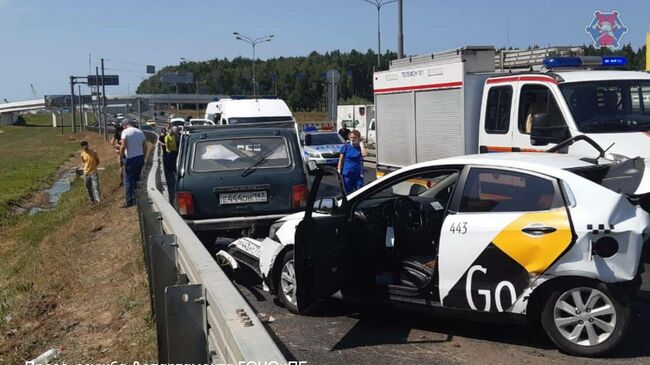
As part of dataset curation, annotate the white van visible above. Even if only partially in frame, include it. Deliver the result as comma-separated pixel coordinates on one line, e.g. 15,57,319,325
204,99,228,123
204,97,294,125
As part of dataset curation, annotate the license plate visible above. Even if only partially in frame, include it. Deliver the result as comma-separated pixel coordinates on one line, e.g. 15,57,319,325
219,191,268,205
235,238,261,258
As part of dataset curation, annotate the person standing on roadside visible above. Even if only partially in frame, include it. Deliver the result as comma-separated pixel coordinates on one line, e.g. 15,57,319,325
111,122,125,185
337,129,367,193
338,125,351,141
119,118,147,208
163,126,179,201
80,141,101,204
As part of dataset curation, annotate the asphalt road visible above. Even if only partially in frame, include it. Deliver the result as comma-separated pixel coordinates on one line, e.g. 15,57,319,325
234,267,650,365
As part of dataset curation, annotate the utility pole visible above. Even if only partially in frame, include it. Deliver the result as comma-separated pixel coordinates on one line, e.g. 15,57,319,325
362,0,398,69
233,32,274,96
137,98,142,128
397,0,404,58
195,80,199,118
69,76,76,133
78,84,83,130
96,66,102,137
101,58,108,142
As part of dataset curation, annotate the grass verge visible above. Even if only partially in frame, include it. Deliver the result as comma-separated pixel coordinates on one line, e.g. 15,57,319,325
0,114,81,222
0,133,156,363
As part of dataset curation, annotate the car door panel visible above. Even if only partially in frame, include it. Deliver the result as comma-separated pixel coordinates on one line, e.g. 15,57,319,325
295,214,347,313
438,167,573,313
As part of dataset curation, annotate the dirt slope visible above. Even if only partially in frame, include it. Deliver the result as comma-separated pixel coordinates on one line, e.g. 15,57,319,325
0,132,156,364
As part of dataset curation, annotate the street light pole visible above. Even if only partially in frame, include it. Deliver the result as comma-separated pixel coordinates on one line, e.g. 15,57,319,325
361,0,398,69
233,32,273,96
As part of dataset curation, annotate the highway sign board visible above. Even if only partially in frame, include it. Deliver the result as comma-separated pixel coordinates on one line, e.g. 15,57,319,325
87,75,120,86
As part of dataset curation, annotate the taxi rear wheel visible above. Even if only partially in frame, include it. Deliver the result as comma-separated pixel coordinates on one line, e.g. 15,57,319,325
541,281,629,357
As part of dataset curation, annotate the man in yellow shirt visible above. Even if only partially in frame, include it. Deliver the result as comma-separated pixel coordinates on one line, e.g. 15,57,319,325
80,141,101,204
163,127,179,201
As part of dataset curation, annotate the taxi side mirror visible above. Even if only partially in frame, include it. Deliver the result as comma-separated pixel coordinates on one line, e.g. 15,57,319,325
314,197,336,214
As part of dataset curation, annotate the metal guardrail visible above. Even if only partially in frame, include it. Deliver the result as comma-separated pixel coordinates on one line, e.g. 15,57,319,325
136,133,288,364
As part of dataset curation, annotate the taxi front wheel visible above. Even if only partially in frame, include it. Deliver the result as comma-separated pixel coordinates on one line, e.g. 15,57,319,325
276,250,299,314
541,280,630,357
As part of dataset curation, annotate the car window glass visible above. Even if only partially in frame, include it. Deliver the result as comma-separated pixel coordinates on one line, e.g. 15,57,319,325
192,137,290,172
459,168,562,212
306,133,344,145
485,86,512,134
561,180,577,208
362,170,458,200
518,84,566,134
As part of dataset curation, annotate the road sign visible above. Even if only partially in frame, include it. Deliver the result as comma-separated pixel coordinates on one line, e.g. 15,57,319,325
160,72,194,84
87,75,120,86
147,65,156,74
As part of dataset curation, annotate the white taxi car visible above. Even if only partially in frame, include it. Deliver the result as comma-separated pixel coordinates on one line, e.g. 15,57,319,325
217,138,649,356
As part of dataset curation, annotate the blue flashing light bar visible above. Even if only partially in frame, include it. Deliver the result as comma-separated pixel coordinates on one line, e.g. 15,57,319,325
601,56,628,66
543,57,582,69
543,56,628,69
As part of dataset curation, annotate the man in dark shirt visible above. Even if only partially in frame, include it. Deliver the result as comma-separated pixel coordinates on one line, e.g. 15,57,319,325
338,126,351,141
111,122,125,186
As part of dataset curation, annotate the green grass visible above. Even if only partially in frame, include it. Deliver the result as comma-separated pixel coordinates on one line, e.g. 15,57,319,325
0,164,156,363
0,113,80,221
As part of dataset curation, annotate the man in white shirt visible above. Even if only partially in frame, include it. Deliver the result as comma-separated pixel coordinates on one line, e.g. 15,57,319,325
119,118,148,207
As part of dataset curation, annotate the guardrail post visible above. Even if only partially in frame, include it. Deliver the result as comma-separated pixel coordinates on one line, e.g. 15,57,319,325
140,211,162,316
149,234,178,363
165,284,208,363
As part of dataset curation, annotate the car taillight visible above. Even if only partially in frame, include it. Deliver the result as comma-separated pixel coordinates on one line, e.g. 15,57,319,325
176,191,194,215
292,184,308,209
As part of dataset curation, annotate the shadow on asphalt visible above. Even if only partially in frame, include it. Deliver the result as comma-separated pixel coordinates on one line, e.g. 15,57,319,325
314,298,650,358
237,280,650,359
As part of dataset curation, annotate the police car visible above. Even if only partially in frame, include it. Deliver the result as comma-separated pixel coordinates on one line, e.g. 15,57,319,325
302,131,345,165
217,137,649,356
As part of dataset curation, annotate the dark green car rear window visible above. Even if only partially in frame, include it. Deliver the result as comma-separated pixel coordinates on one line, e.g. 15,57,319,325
192,137,291,172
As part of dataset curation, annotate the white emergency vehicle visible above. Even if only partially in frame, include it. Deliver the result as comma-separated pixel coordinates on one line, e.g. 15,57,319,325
217,142,650,357
336,104,376,147
373,46,650,193
204,96,294,125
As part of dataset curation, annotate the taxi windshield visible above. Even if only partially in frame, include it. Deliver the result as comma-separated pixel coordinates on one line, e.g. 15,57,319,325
560,80,650,133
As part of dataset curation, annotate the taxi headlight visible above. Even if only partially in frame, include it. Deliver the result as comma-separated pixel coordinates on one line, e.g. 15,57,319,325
308,152,321,158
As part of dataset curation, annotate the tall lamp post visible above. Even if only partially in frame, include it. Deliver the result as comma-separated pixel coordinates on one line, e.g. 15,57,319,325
233,32,273,96
361,0,398,69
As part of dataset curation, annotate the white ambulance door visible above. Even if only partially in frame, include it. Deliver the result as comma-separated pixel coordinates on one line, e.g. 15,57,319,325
511,81,571,151
478,83,516,153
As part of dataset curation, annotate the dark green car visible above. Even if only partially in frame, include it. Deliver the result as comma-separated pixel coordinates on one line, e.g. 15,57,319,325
174,122,309,239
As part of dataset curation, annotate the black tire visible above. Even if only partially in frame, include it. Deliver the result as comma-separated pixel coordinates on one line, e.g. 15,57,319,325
540,280,630,357
276,250,299,314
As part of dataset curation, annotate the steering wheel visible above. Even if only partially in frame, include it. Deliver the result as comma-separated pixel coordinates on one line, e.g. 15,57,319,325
392,196,424,233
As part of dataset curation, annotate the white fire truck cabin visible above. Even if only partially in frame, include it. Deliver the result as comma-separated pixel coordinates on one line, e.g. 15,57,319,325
373,46,650,192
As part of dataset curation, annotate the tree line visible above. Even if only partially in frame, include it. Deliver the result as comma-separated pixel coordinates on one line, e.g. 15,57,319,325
137,44,647,111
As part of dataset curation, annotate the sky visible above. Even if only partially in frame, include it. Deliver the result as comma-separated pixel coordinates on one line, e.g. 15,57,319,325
1,0,649,101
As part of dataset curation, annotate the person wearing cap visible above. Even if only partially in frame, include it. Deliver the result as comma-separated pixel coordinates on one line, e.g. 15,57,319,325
80,141,101,204
119,118,147,208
